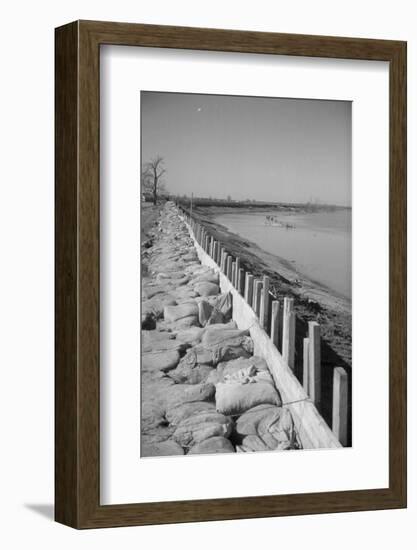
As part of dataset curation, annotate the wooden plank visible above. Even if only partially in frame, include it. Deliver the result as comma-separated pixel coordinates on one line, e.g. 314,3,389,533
271,300,279,348
332,366,348,446
308,321,321,408
232,262,236,287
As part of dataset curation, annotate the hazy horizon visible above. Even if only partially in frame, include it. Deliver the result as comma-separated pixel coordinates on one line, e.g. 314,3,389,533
141,92,352,207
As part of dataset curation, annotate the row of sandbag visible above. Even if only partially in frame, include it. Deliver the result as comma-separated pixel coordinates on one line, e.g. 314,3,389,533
141,203,299,456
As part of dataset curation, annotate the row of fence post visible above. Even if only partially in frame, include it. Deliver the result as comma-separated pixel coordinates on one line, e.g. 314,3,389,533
178,205,348,446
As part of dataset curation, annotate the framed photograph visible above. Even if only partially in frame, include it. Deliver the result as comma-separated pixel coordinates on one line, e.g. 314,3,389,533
55,20,406,528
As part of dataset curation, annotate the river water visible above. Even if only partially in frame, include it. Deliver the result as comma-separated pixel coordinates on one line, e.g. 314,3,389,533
214,209,352,299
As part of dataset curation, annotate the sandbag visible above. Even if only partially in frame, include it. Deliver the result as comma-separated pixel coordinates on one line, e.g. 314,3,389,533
142,350,180,373
198,300,213,326
211,292,233,321
168,363,214,385
156,271,188,281
175,326,205,345
215,381,281,416
207,357,272,387
142,331,186,353
188,436,235,455
142,294,177,324
141,425,175,445
236,406,298,450
164,302,198,323
235,404,282,437
222,356,269,377
267,407,298,449
185,265,212,275
222,364,274,386
172,411,233,449
165,401,216,426
141,402,167,433
189,271,219,285
240,434,271,452
142,284,170,300
157,315,200,332
201,328,249,348
194,282,219,297
178,338,253,369
141,440,184,457
166,383,216,409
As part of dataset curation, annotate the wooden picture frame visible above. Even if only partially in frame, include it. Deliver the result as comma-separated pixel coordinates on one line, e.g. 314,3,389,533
55,20,407,528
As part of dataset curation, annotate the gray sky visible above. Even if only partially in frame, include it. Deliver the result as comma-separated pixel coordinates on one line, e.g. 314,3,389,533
141,92,351,206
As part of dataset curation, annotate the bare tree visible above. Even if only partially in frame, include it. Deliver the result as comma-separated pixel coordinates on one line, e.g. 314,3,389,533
142,156,166,205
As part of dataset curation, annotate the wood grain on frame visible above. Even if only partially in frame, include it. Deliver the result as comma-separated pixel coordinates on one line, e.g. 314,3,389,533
55,20,407,529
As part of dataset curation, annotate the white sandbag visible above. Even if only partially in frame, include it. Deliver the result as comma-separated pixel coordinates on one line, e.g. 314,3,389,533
198,300,213,326
194,282,220,297
215,381,281,416
164,302,198,322
141,331,185,353
201,328,249,348
165,401,216,425
141,440,185,457
142,350,180,373
166,383,216,409
175,326,205,345
172,411,233,449
235,404,282,437
168,363,214,385
188,436,235,455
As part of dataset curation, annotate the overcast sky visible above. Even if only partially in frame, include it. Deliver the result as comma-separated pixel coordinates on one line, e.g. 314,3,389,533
141,91,351,206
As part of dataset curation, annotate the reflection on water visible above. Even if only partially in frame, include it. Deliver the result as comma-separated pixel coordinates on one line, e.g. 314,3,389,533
214,209,352,299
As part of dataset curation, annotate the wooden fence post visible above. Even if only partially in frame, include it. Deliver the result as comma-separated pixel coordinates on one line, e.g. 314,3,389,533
232,262,236,287
214,241,219,264
271,300,280,348
332,366,348,446
235,257,240,287
282,298,295,369
260,275,270,330
220,248,226,272
238,268,245,295
227,256,233,280
308,321,321,408
246,274,254,307
223,253,228,275
303,337,310,393
253,280,262,317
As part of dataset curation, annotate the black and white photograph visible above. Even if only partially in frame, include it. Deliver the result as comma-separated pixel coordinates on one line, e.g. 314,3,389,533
140,91,352,457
